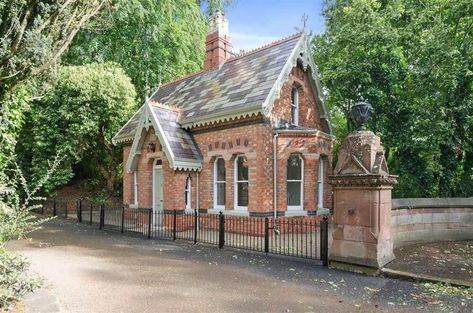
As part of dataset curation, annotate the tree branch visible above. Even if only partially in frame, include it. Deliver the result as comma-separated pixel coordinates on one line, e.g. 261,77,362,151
31,0,106,76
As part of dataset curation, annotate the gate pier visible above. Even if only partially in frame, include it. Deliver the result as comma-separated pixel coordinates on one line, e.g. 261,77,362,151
329,127,397,274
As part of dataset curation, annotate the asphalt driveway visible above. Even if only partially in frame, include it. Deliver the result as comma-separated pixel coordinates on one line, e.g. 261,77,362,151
7,218,472,313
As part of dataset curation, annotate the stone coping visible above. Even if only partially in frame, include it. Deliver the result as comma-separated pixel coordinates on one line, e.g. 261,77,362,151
392,198,473,210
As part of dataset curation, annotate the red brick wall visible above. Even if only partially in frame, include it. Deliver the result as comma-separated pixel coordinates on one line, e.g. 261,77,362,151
275,135,333,212
121,65,333,214
123,128,198,211
193,122,274,212
271,66,323,130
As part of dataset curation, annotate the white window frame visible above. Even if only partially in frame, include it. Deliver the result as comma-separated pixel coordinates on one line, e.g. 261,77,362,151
287,155,304,210
185,176,192,210
130,171,138,208
234,155,249,210
213,157,226,209
317,157,325,209
291,87,299,126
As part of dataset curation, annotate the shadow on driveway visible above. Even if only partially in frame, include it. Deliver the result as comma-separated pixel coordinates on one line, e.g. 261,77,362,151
7,218,473,313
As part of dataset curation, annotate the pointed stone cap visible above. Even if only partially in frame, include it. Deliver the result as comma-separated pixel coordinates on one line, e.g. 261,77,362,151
332,131,397,186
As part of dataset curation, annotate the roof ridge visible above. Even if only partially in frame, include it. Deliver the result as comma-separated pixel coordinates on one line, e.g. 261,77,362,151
226,32,304,63
154,32,304,91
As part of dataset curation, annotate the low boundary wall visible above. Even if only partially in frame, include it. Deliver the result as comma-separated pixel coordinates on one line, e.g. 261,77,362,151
392,198,473,248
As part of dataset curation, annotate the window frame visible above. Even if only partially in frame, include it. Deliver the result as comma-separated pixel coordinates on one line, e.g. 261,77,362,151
185,176,192,210
234,155,249,210
130,171,138,208
213,157,226,209
291,87,299,126
317,157,325,209
286,154,304,210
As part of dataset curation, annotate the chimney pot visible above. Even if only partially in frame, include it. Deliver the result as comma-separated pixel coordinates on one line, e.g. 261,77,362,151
204,11,233,71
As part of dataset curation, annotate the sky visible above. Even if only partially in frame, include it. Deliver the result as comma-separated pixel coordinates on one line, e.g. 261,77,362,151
222,0,326,52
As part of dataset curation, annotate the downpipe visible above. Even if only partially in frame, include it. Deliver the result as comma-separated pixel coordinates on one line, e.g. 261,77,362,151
273,133,280,235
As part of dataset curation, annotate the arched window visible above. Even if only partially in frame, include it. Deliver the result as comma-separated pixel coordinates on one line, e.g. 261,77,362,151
291,87,299,126
234,155,249,210
287,154,303,210
185,176,192,209
317,157,325,209
214,158,226,209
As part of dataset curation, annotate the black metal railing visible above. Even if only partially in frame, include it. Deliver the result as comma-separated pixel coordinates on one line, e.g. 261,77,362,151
34,198,330,265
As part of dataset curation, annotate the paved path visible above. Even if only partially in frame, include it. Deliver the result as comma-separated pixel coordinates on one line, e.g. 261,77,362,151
386,241,473,286
7,219,472,313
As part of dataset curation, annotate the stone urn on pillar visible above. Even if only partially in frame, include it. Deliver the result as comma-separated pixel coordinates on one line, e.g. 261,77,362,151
329,101,397,274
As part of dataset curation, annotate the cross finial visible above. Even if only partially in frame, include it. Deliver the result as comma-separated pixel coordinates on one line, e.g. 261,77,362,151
301,13,308,31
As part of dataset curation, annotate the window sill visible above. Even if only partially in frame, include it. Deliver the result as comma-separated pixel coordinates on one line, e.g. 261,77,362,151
285,210,309,217
206,209,250,216
129,204,138,209
317,208,331,215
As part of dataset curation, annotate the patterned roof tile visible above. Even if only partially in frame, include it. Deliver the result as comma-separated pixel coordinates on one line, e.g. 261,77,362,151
151,104,202,161
150,33,303,124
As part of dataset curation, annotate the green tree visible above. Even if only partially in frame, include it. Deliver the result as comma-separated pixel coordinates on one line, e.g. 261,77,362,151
66,0,208,100
0,0,108,93
21,63,136,193
314,0,473,197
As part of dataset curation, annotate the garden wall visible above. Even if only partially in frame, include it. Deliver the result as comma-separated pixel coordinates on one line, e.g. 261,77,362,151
391,198,473,248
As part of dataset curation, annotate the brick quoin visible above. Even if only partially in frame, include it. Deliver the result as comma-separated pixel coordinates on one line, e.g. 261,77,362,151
122,67,333,217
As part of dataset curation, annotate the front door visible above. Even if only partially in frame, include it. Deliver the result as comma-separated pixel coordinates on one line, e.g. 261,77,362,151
153,163,164,225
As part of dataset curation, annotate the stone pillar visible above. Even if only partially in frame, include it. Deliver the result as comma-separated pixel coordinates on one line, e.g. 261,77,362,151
329,130,397,274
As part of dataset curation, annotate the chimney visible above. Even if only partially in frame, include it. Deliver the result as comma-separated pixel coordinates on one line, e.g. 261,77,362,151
204,11,233,71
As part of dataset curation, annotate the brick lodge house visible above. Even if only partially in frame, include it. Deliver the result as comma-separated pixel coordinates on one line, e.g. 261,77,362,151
113,12,334,219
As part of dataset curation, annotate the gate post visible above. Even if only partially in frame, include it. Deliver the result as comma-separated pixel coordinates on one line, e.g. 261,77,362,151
173,210,177,241
99,205,104,229
65,201,68,219
264,217,269,253
77,199,82,223
121,207,125,233
53,198,56,217
89,203,93,225
41,200,44,215
329,105,397,274
194,210,198,244
148,208,152,239
218,211,225,249
320,217,329,266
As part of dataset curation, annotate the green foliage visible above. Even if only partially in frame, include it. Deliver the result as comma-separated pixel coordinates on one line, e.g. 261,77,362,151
20,63,136,193
0,87,28,174
66,0,208,100
0,0,108,93
314,0,473,197
0,152,63,310
0,253,41,310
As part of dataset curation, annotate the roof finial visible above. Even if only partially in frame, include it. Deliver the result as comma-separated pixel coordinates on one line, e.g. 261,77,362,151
301,13,308,32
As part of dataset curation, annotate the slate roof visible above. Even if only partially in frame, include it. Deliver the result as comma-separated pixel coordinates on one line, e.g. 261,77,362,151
150,104,202,160
150,33,303,125
114,106,143,142
113,32,330,170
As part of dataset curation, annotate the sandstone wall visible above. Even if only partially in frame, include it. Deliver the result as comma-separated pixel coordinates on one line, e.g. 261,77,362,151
391,198,473,248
